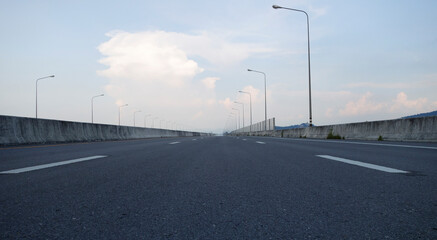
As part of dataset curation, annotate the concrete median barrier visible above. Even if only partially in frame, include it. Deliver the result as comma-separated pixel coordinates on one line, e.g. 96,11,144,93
236,116,437,142
0,115,208,146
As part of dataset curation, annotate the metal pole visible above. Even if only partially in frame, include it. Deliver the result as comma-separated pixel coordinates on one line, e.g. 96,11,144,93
152,117,158,128
119,104,128,126
35,75,55,119
91,94,104,123
239,91,252,133
232,108,240,129
144,114,151,127
234,101,245,131
248,69,267,130
133,110,141,127
273,5,313,126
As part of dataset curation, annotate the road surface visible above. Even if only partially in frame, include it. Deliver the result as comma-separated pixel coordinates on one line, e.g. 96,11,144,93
1,136,436,239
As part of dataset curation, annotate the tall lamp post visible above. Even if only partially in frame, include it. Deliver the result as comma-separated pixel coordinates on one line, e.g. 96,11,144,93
273,4,313,126
232,108,240,129
248,69,267,130
229,113,237,131
133,110,141,127
35,75,55,119
152,117,159,128
238,90,252,133
118,104,128,126
144,114,151,127
234,101,245,131
91,94,104,123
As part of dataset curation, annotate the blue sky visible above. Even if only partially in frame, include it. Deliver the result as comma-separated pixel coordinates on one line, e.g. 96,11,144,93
1,0,436,133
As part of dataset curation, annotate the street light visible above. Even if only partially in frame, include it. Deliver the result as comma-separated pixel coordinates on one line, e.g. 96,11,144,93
91,94,104,123
118,104,128,126
152,117,159,128
234,101,245,131
248,69,267,130
35,75,55,119
229,113,237,131
239,90,252,133
133,110,141,127
144,114,151,127
232,108,240,129
273,4,313,126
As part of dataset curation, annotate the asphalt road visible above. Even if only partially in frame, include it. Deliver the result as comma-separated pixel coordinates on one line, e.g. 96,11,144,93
1,136,436,239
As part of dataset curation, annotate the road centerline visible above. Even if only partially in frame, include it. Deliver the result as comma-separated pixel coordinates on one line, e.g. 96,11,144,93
256,141,266,144
169,142,180,145
316,155,408,174
0,155,108,174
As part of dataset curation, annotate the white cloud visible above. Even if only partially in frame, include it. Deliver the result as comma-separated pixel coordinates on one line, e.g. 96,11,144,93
339,92,384,116
98,30,272,73
337,91,433,118
98,31,203,88
219,97,233,110
202,77,219,89
97,30,269,129
390,92,428,112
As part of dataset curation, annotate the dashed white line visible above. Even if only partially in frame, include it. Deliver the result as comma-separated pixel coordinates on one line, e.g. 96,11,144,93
169,142,180,145
256,141,266,144
316,155,408,174
272,137,437,150
242,139,247,141
192,139,197,141
0,155,108,174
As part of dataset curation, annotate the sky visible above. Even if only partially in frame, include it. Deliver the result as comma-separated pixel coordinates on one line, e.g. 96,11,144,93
1,0,436,133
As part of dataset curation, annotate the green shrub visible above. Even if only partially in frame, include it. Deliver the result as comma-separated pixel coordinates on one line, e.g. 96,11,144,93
378,135,383,141
327,130,342,139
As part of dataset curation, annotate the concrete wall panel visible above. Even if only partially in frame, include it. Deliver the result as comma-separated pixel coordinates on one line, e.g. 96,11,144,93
0,115,210,146
236,116,437,142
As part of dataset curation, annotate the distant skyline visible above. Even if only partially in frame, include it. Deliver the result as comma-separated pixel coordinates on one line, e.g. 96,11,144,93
1,0,436,133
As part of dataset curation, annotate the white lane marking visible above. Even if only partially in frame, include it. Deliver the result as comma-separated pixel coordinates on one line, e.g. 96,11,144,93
316,155,409,174
169,142,180,145
192,139,197,141
0,155,107,174
242,139,247,141
272,137,437,150
256,141,266,144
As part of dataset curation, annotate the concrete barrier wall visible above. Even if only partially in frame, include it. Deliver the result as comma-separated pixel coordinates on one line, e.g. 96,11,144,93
234,118,275,133
0,115,210,146
236,116,437,142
